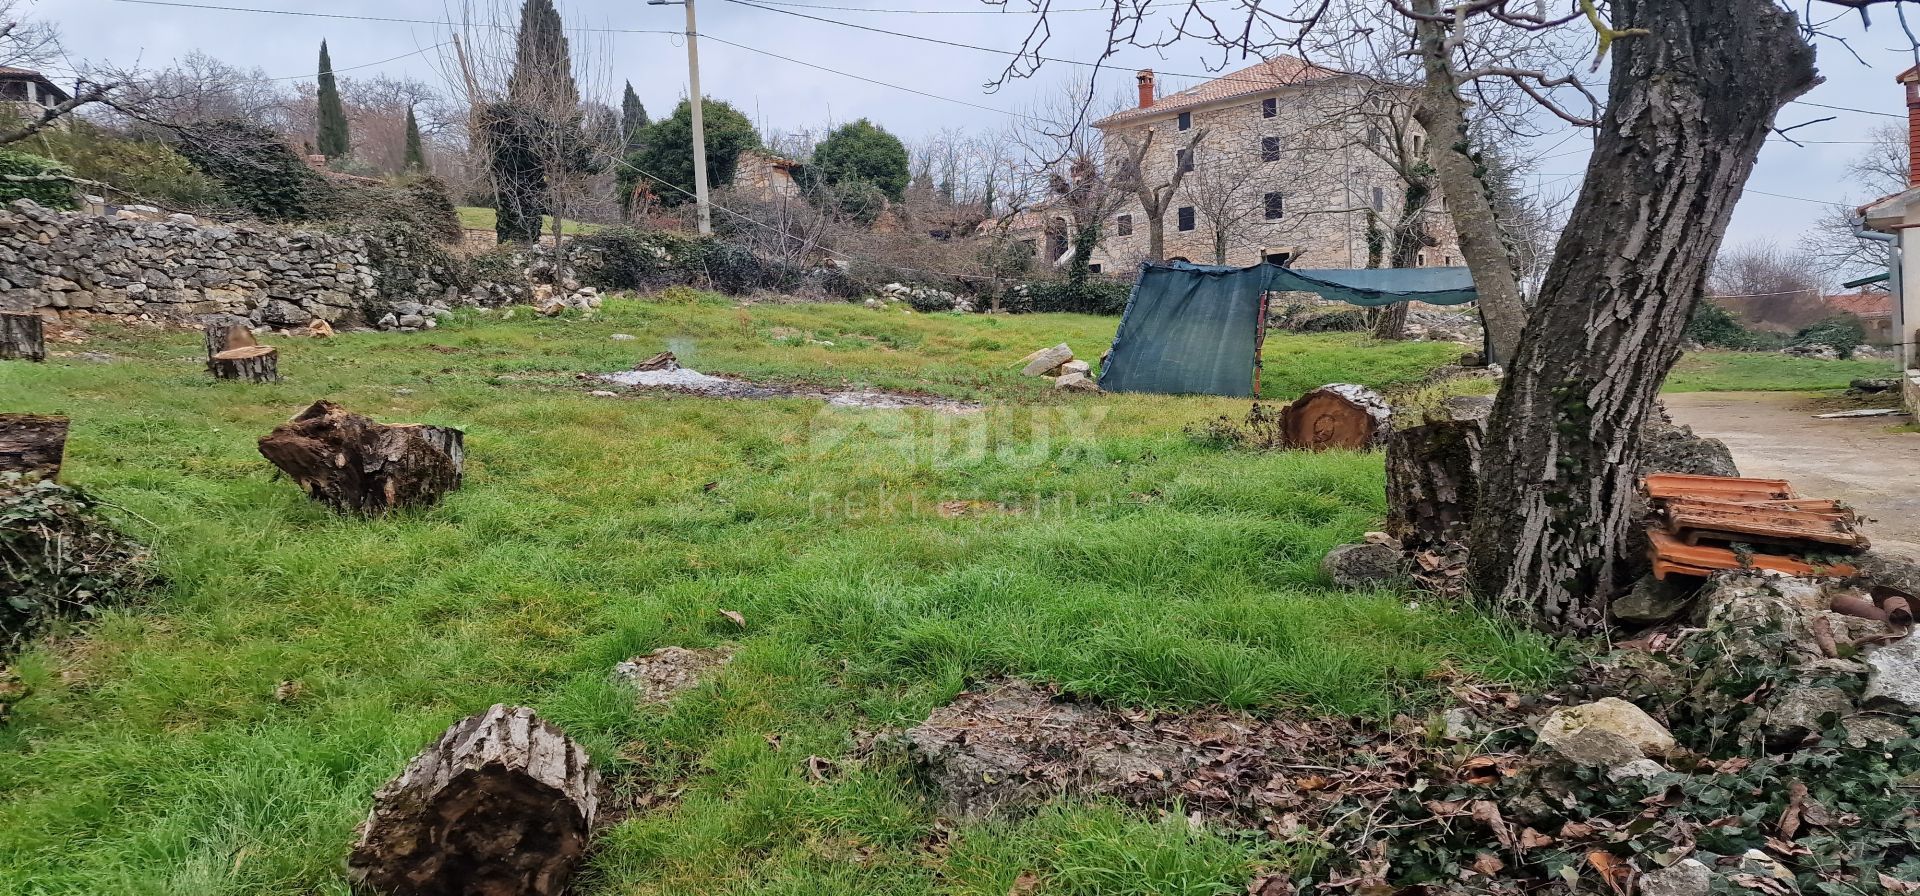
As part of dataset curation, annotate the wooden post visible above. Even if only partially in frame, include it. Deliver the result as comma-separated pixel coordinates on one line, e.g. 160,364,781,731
1277,384,1391,451
0,414,69,479
347,704,598,896
257,400,464,515
0,312,46,362
209,345,279,383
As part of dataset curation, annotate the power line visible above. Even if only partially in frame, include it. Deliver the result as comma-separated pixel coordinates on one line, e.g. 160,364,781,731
259,42,449,82
703,34,1043,121
727,0,1236,14
1789,99,1902,120
101,0,682,36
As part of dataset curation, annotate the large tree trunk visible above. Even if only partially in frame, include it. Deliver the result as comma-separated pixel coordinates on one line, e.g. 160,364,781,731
257,400,465,515
1468,0,1817,633
1386,397,1488,553
0,312,45,362
1373,183,1432,341
0,414,68,479
348,704,599,896
202,319,257,371
1410,0,1527,365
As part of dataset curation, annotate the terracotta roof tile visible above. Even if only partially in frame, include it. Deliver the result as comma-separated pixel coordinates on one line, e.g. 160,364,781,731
1093,57,1342,129
1825,291,1893,318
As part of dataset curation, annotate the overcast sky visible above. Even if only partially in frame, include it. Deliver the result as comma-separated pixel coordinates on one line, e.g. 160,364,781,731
30,0,1920,261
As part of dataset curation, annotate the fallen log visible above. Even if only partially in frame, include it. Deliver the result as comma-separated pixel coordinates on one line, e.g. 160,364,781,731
1277,383,1390,451
347,704,599,896
209,345,279,383
1384,397,1487,552
257,400,464,515
0,414,68,479
0,312,46,362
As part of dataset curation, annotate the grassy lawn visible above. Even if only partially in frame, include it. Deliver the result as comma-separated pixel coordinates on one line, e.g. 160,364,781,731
457,205,605,236
1665,350,1900,392
0,296,1559,895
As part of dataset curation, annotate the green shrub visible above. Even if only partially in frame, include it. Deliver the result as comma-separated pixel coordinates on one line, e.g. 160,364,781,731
174,119,332,222
26,122,224,211
1686,300,1780,350
2,475,154,656
0,149,78,209
1791,314,1867,358
1005,276,1133,315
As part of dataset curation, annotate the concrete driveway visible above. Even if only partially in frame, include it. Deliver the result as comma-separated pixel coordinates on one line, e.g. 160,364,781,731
1663,392,1920,560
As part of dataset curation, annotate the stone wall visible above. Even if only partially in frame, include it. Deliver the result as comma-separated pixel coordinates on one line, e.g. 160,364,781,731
0,199,465,329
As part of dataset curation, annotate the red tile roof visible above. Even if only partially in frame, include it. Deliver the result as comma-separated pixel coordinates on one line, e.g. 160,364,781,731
1826,291,1893,318
1092,56,1342,129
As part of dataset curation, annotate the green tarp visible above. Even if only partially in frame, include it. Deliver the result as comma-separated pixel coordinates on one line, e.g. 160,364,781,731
1098,261,1480,397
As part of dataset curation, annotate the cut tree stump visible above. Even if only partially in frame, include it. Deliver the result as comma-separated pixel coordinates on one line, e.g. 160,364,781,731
1,312,46,362
0,414,69,479
1384,397,1489,552
202,321,258,371
1278,383,1391,451
347,704,600,896
257,400,464,515
210,344,279,383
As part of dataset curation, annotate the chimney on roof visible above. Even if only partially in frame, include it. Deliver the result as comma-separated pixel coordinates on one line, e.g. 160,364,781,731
1136,69,1155,109
1906,66,1920,187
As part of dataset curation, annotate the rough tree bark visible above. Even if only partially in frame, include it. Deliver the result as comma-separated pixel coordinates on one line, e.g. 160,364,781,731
0,414,69,479
202,320,257,371
1468,0,1818,633
1279,384,1391,451
256,400,465,515
209,345,279,383
1116,128,1205,264
1,312,46,362
1409,0,1528,365
347,704,599,896
1371,181,1432,341
1385,397,1488,552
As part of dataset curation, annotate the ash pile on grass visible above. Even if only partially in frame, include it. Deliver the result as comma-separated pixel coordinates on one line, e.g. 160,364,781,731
591,357,982,412
1,473,153,658
612,645,736,705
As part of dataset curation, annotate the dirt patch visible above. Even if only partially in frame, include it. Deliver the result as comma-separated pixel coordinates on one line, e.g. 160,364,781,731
891,679,1468,827
611,645,736,705
590,366,983,412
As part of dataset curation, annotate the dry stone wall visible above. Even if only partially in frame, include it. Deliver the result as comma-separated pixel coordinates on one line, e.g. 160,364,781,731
0,199,465,329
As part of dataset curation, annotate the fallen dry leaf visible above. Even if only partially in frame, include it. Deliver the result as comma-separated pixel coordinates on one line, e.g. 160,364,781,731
1246,874,1296,896
1471,852,1505,876
1519,827,1555,850
805,755,839,782
719,609,746,628
1008,871,1039,896
1587,851,1631,896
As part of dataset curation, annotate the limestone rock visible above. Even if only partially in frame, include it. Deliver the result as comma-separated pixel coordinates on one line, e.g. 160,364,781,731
1536,698,1675,767
1321,542,1408,590
1637,859,1711,896
1020,344,1073,377
1864,634,1920,711
1841,712,1909,747
1639,414,1739,478
1054,371,1100,393
1607,758,1668,782
1060,359,1091,375
1759,685,1853,747
1613,575,1696,625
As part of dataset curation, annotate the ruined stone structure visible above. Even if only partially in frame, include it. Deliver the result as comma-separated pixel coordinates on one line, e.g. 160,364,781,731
0,200,465,328
1077,59,1459,271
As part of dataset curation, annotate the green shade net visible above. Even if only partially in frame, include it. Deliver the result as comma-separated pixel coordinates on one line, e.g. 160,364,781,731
1099,261,1479,397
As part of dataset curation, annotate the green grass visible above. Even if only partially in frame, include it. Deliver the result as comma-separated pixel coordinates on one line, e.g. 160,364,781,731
1665,350,1900,393
457,205,604,236
0,296,1558,896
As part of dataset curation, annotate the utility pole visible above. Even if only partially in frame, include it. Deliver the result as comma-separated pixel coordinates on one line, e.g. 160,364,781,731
651,0,711,235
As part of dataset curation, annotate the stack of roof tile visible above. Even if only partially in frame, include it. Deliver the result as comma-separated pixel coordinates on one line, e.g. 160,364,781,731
1643,473,1866,580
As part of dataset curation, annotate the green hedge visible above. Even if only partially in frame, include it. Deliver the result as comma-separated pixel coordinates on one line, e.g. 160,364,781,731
0,150,78,210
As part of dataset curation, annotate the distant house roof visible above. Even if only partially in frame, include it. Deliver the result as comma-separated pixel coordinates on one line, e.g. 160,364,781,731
1826,291,1893,319
0,66,71,103
1092,56,1342,129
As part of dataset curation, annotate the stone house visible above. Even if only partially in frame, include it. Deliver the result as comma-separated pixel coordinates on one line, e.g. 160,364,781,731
732,149,802,201
0,67,70,124
1015,58,1459,273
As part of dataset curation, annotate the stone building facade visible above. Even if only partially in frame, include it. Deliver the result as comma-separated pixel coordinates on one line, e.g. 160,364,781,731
1078,59,1459,272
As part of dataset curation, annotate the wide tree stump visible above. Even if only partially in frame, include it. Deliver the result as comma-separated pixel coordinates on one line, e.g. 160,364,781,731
1,312,46,362
1278,383,1391,451
0,414,69,479
347,704,600,896
1385,397,1489,552
257,400,465,515
203,321,258,371
210,345,279,383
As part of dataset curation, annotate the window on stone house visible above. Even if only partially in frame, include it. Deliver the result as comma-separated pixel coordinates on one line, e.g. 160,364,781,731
1089,263,1103,273
1176,148,1193,173
1262,97,1277,118
1264,192,1284,220
1177,111,1192,131
1371,186,1385,212
1413,134,1425,156
0,81,27,101
1116,213,1133,236
1261,136,1280,163
1177,206,1196,231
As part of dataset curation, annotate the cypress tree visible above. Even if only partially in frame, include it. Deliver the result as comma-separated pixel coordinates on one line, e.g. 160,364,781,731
620,81,648,156
403,107,426,171
507,0,577,110
315,40,350,159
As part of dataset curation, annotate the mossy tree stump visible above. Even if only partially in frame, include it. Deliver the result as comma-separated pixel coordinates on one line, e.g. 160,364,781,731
0,312,45,362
